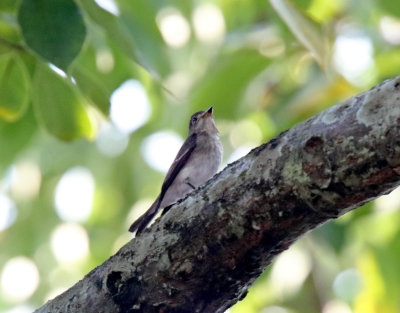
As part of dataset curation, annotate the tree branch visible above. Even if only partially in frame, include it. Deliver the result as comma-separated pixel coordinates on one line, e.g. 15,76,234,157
35,76,400,313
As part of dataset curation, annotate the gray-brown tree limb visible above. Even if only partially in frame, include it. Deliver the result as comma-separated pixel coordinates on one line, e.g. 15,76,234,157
35,76,400,313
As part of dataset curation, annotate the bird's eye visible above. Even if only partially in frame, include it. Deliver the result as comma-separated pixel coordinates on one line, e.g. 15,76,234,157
191,117,198,123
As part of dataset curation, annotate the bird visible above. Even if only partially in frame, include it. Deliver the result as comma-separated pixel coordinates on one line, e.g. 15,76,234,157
129,106,223,234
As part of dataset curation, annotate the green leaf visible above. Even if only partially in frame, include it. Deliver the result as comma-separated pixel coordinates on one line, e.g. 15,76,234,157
379,0,400,18
78,0,169,78
190,49,270,118
18,0,86,71
0,53,30,121
71,42,130,116
0,0,20,12
118,0,169,78
33,63,96,140
0,105,37,173
270,0,328,69
72,65,111,115
0,14,23,51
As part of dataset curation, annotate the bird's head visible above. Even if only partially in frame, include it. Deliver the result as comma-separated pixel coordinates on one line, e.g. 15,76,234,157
188,106,218,135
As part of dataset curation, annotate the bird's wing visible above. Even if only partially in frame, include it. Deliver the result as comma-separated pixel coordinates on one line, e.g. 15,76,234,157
128,134,197,234
128,195,160,233
159,133,197,201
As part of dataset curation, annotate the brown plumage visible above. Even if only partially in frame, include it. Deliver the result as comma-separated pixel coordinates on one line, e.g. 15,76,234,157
129,107,222,234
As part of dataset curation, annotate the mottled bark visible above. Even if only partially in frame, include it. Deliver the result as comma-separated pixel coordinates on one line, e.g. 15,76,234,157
35,76,400,313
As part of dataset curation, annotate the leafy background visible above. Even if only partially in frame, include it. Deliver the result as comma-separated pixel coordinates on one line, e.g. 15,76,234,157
0,0,400,312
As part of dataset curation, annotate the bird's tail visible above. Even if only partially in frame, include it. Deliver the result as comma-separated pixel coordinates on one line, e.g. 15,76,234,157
128,196,161,234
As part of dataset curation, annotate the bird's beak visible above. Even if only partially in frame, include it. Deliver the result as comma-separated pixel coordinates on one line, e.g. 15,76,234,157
203,106,213,118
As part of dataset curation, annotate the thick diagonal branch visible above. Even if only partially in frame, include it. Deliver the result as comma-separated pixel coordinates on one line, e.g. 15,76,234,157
36,76,400,313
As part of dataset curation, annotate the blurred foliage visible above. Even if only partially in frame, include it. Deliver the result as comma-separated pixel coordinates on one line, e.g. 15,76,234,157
0,0,399,312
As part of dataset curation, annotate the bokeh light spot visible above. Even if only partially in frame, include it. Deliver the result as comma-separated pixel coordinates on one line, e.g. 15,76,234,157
51,223,89,264
55,167,95,223
94,0,119,16
0,193,17,231
192,4,225,43
333,33,375,86
110,80,151,134
10,161,41,201
95,49,115,73
374,186,400,212
333,268,363,302
379,16,400,45
1,256,39,302
3,305,35,313
141,131,183,173
323,300,353,313
157,8,191,48
270,246,311,297
96,121,129,157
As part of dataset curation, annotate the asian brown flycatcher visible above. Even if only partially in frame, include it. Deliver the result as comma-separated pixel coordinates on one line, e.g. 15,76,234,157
129,106,223,234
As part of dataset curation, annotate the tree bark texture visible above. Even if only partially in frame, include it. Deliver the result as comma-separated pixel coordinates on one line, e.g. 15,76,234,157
35,76,400,313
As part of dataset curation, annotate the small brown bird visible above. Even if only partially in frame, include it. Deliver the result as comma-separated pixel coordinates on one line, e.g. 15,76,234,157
129,106,223,234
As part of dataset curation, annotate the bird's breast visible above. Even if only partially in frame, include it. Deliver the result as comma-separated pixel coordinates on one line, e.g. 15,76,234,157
186,134,222,184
